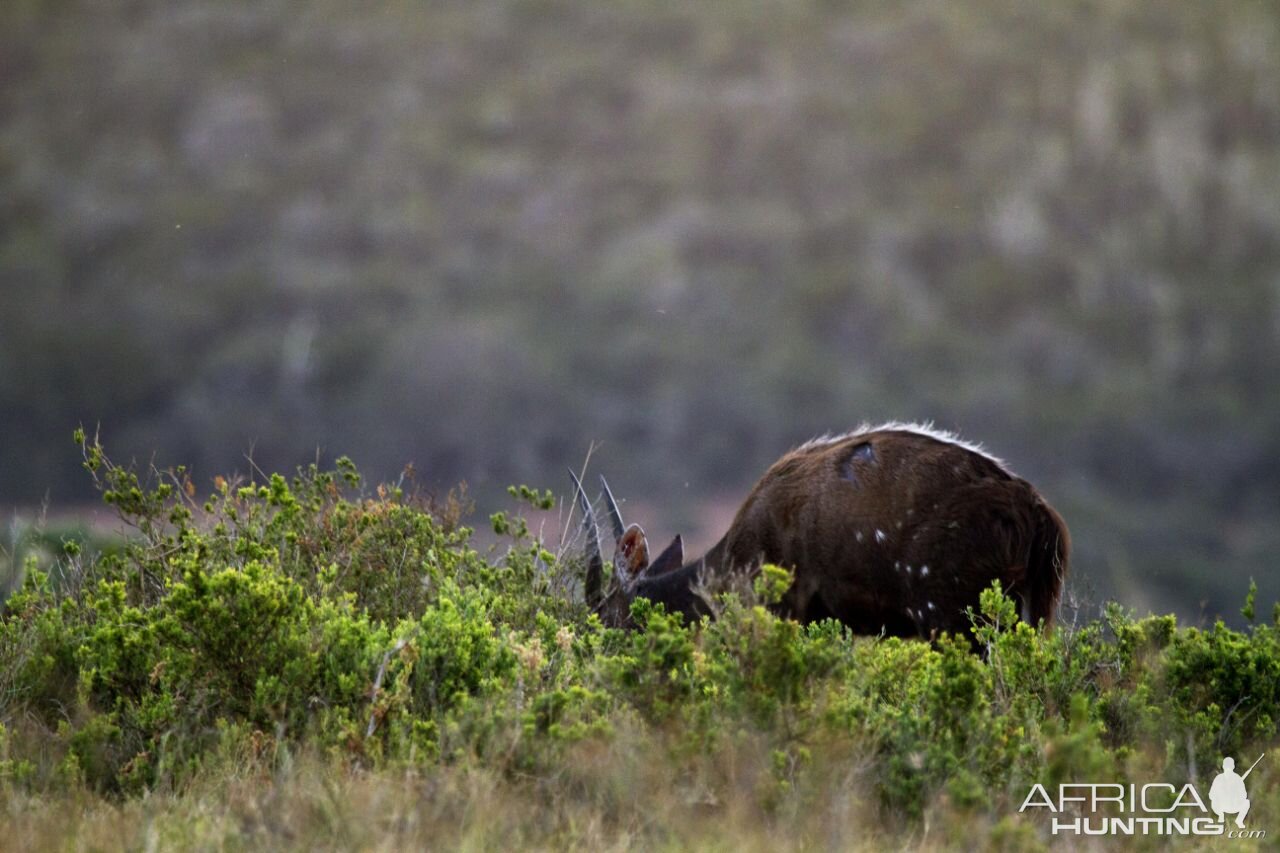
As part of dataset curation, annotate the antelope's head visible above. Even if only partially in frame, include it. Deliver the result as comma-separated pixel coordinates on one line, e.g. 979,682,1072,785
568,470,686,627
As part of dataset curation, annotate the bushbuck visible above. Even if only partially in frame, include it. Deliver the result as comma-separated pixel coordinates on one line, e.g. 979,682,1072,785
570,422,1069,638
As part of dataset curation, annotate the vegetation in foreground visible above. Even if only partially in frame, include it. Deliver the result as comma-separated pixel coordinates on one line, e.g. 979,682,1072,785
1,433,1277,850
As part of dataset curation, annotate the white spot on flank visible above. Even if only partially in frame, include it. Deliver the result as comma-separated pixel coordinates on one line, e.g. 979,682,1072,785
856,531,864,543
921,565,930,578
894,561,901,571
927,601,936,611
875,529,886,543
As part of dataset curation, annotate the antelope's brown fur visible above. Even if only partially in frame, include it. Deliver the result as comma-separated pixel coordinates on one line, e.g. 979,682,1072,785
596,425,1070,639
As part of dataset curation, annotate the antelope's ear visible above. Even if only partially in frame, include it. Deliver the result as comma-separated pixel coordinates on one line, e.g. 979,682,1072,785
644,535,684,577
615,523,650,580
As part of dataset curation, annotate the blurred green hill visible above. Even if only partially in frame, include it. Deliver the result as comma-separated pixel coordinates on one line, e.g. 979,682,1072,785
1,0,1278,620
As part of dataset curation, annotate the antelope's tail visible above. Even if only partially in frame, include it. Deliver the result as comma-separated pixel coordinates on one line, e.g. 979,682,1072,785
1024,499,1070,630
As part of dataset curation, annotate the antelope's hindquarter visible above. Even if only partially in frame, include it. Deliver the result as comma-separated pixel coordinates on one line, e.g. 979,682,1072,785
725,431,1044,636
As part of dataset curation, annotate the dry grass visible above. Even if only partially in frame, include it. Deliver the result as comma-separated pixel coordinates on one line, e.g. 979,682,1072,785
0,728,1036,853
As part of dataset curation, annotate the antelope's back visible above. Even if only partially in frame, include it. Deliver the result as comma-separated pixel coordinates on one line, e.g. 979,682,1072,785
721,425,1069,635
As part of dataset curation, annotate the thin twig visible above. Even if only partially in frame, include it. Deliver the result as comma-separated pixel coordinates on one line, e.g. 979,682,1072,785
366,630,419,738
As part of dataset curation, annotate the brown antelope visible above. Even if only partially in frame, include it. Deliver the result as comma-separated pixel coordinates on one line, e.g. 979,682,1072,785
570,422,1069,638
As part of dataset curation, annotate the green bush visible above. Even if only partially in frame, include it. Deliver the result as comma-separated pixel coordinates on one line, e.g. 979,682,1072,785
1,435,1278,846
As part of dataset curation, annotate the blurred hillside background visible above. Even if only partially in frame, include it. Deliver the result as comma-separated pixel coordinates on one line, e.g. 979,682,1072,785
2,0,1278,621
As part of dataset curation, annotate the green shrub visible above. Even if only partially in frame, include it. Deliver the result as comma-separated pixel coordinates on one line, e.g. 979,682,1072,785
1,435,1278,848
